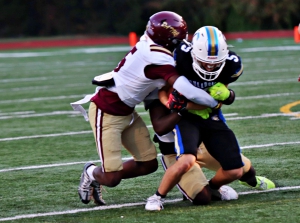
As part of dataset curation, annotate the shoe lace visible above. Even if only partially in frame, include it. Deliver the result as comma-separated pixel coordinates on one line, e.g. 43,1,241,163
92,181,106,204
257,177,267,190
79,173,92,191
147,195,164,208
219,188,229,200
93,183,103,196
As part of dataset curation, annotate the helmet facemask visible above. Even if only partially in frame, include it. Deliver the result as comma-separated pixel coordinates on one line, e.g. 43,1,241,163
191,26,228,81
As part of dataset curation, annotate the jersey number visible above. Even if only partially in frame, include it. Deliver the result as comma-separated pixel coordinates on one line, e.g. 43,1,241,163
227,54,239,62
114,46,137,72
180,44,192,53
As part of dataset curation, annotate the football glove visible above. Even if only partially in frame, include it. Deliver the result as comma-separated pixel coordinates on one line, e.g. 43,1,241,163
167,90,188,114
189,108,212,119
208,82,230,101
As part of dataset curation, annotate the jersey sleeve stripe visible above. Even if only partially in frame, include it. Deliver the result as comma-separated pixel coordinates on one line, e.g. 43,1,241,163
231,64,244,78
150,45,173,57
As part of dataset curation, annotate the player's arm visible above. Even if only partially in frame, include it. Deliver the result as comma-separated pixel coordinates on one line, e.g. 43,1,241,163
145,64,218,108
168,75,219,108
158,84,209,111
146,99,181,136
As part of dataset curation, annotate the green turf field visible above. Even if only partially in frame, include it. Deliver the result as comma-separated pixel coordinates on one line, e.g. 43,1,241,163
0,38,300,222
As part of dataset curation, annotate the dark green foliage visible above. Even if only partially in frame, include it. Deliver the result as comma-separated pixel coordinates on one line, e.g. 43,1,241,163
0,0,299,37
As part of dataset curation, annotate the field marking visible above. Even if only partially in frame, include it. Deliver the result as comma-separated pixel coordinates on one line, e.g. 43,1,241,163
280,100,300,118
0,46,131,58
240,45,300,52
230,78,296,86
1,91,299,105
0,95,84,104
1,141,300,173
0,109,299,142
226,112,300,120
0,45,299,59
235,92,300,100
0,186,299,222
0,131,91,142
0,110,237,120
0,110,80,120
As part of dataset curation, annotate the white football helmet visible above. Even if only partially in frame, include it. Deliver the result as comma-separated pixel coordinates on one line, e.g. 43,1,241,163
191,26,228,81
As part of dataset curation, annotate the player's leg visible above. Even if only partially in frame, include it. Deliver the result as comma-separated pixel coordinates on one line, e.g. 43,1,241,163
122,111,158,178
196,143,220,171
146,117,199,211
197,144,275,190
203,121,244,190
157,119,199,196
78,102,130,205
239,155,275,190
88,102,129,186
161,154,211,205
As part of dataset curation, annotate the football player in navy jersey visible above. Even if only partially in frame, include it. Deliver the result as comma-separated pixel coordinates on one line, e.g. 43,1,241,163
145,26,275,211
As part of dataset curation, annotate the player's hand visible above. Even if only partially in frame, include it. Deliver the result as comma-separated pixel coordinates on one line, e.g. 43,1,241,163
189,108,212,119
208,82,230,101
167,90,187,113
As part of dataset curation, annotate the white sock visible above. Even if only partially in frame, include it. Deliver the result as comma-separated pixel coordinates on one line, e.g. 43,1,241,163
87,165,96,181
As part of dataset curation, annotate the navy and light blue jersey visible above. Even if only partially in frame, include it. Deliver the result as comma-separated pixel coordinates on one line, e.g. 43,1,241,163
174,42,243,90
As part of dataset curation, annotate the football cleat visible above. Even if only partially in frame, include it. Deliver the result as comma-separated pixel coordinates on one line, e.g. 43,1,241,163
239,176,275,190
91,181,106,205
145,194,164,211
78,162,95,204
211,185,238,201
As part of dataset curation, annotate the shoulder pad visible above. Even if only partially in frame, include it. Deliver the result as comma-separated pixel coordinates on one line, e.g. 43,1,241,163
150,44,173,57
92,72,115,86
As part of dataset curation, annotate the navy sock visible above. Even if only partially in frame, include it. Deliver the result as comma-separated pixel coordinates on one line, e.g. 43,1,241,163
156,190,166,198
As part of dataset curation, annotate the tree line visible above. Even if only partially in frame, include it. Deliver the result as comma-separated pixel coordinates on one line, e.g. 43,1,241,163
0,0,299,38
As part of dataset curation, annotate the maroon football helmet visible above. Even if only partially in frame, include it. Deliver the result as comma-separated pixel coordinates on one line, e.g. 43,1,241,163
146,11,188,51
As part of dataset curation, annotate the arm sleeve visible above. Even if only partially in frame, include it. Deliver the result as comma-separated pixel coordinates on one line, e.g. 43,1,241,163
173,76,218,108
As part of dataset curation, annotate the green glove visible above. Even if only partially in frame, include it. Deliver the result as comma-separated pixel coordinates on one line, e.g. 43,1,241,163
208,82,230,101
189,108,212,119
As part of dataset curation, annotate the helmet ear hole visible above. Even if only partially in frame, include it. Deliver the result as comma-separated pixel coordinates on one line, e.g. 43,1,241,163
172,39,178,45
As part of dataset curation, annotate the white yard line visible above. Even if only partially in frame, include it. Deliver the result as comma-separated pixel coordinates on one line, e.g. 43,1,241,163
0,130,92,142
235,92,300,100
226,112,300,120
1,110,298,121
0,45,299,59
1,141,300,173
0,95,84,104
0,110,237,120
0,109,298,142
1,91,299,105
0,186,299,222
0,46,131,58
0,110,79,119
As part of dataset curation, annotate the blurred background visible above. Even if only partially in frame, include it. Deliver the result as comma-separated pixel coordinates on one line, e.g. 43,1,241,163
0,0,299,39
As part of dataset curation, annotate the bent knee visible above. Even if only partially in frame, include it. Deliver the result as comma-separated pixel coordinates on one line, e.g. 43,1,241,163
137,158,158,174
225,168,244,180
145,158,159,173
192,185,211,205
177,154,196,172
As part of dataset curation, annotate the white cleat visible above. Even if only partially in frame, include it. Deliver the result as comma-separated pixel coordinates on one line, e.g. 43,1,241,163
145,194,164,211
211,185,238,201
78,162,95,204
219,185,238,200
